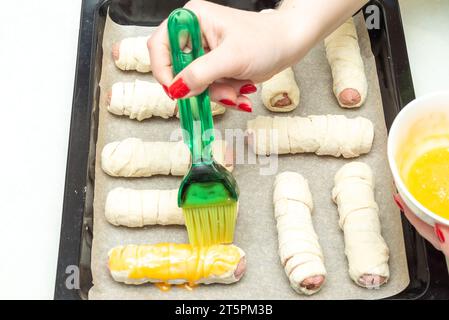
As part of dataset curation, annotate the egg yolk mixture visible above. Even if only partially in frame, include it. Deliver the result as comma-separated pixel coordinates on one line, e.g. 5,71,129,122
406,147,449,219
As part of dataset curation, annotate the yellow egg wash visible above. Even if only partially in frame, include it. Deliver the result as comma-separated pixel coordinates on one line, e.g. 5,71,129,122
405,147,449,220
108,243,241,291
154,282,171,292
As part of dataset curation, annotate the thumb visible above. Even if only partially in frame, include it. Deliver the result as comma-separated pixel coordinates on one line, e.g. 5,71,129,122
167,45,237,99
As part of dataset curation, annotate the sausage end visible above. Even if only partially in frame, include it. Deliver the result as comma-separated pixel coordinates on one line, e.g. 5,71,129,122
234,256,246,280
107,90,112,106
300,275,325,291
112,42,120,61
338,88,361,107
358,274,387,288
272,93,292,108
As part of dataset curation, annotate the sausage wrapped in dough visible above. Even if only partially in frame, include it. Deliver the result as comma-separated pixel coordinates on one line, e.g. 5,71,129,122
112,36,151,72
105,187,184,227
101,138,233,177
108,244,246,286
107,80,225,121
332,162,390,288
274,172,327,295
247,115,374,157
324,18,368,108
261,67,300,112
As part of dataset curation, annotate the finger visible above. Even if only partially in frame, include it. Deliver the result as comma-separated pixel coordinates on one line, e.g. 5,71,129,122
209,84,252,113
210,79,257,96
394,194,442,250
235,94,253,112
148,19,174,87
435,224,449,256
217,79,257,95
209,83,238,106
167,45,241,99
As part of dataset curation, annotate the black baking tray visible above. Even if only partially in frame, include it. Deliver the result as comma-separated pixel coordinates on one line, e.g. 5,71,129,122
54,0,449,300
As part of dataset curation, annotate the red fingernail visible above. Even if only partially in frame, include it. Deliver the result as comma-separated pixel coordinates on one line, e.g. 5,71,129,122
435,224,445,243
162,85,173,100
219,99,236,106
238,103,252,113
393,194,404,211
168,78,190,99
240,84,257,94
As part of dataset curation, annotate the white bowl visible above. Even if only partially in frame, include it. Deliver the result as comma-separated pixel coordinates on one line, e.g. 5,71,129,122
388,91,449,227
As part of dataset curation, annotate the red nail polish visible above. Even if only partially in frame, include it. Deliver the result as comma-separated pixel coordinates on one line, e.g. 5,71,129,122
240,84,257,94
393,195,404,211
168,78,190,99
219,99,236,106
238,103,252,113
435,224,445,243
162,85,173,100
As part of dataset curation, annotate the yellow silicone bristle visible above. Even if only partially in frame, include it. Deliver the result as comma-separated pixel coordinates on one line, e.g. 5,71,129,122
183,202,237,247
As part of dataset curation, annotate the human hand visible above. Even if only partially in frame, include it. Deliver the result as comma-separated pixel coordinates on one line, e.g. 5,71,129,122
148,0,312,111
393,193,449,257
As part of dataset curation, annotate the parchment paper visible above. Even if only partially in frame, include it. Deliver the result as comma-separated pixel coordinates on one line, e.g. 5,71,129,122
89,13,410,300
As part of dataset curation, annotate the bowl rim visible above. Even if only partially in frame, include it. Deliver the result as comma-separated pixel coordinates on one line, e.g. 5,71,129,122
387,90,449,226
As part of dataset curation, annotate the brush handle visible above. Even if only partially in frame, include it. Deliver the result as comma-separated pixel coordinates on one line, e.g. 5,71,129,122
167,8,214,165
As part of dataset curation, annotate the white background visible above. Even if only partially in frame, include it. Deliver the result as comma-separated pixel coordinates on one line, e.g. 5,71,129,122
0,0,447,299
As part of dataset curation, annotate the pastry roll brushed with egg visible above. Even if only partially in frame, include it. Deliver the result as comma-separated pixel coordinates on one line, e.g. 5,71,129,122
112,36,151,72
101,138,233,177
107,80,225,121
324,18,368,108
105,187,184,227
247,115,373,157
274,172,327,295
108,244,246,286
332,162,390,288
261,67,300,112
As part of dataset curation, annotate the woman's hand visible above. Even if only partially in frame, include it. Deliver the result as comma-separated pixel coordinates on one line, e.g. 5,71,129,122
148,0,315,111
393,193,449,257
149,0,367,110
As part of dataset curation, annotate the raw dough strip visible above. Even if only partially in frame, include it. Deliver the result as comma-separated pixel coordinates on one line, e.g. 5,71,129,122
101,138,233,177
105,187,184,227
332,162,390,288
261,67,300,112
108,244,246,286
274,172,327,295
112,36,151,73
107,80,225,121
324,18,368,108
247,115,374,157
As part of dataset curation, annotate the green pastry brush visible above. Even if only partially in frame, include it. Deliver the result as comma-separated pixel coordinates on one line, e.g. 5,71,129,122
167,8,239,246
